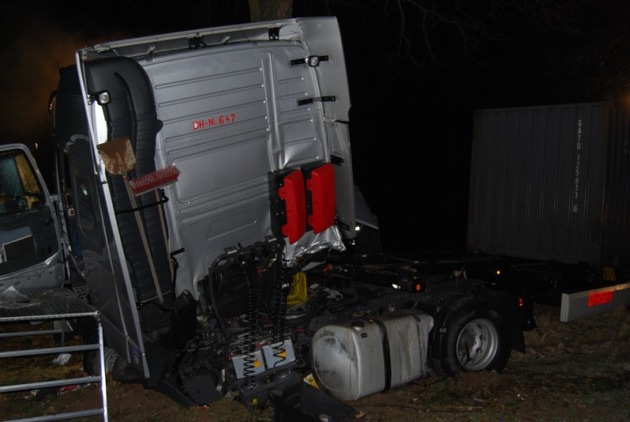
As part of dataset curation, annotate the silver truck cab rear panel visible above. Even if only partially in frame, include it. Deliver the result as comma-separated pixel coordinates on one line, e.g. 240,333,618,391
53,17,356,379
143,30,353,294
80,17,354,295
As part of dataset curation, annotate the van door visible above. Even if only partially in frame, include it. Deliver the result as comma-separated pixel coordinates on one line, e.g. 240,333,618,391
0,143,65,291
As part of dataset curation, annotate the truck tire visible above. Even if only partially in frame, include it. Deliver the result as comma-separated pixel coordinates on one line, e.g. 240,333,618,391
432,295,510,376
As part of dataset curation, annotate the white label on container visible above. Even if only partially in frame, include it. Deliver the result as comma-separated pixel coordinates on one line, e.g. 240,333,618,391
572,119,582,213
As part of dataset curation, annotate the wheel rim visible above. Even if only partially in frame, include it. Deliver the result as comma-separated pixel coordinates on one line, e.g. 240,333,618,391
455,317,499,371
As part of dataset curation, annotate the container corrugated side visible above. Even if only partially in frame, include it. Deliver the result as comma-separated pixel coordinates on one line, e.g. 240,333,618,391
467,102,630,268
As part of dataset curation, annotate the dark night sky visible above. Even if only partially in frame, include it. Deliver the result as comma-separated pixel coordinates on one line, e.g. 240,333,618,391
1,0,629,254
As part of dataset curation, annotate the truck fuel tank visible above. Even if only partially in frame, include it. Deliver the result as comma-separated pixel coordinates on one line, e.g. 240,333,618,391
311,310,433,401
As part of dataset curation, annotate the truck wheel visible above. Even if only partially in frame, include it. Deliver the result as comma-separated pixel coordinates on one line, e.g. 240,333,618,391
434,296,510,376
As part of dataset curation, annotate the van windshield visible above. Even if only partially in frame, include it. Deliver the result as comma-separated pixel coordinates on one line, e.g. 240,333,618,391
0,150,43,215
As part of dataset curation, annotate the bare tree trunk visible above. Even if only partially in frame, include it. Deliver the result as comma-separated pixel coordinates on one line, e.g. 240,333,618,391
248,0,292,22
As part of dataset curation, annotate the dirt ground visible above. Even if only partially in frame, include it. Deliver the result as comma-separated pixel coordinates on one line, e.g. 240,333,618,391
2,302,630,422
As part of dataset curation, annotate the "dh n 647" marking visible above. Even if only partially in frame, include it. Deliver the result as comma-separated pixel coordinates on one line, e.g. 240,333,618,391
192,113,236,130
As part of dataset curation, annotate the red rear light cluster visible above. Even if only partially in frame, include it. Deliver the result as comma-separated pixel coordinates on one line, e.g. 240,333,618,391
277,169,306,244
307,163,336,234
271,163,336,244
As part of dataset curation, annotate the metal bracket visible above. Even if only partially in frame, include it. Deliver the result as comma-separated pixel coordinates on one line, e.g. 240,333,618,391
298,95,336,106
290,55,329,67
269,27,280,40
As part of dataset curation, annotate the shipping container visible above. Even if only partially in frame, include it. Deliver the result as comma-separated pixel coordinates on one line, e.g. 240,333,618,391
467,102,630,272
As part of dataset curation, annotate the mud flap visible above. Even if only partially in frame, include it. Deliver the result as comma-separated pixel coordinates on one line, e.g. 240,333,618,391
273,381,359,422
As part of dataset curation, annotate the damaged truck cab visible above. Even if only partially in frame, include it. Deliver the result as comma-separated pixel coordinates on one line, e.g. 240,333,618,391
2,17,531,416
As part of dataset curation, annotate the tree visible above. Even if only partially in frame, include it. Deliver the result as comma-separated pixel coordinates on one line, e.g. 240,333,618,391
248,0,293,21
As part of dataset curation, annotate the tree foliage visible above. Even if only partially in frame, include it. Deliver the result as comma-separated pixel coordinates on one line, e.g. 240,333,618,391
288,0,630,104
